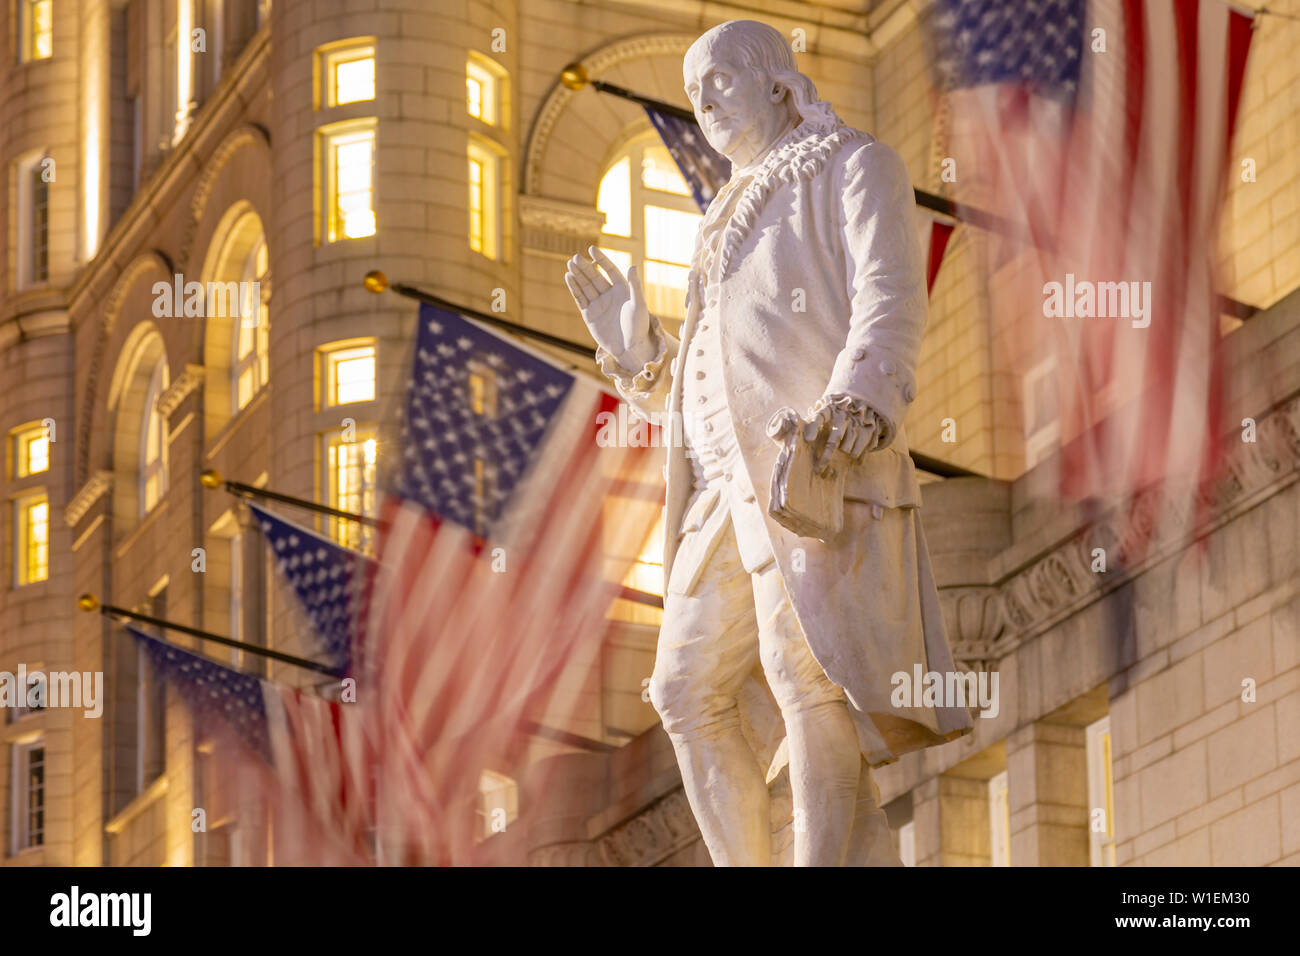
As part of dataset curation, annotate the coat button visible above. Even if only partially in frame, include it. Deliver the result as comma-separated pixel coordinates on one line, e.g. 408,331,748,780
696,371,705,380
879,358,897,375
903,382,916,402
851,347,866,361
704,422,713,432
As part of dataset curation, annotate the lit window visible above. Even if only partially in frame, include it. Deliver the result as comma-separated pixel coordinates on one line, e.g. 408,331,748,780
1023,356,1060,469
607,500,664,627
319,121,377,243
324,428,377,551
318,40,375,108
14,424,50,477
233,237,270,412
15,492,49,586
9,741,45,854
1086,716,1116,867
465,54,505,127
16,152,49,289
467,136,502,259
476,769,518,840
988,770,1011,867
467,361,497,417
898,821,916,867
20,0,52,63
140,358,169,515
321,343,376,407
596,132,701,321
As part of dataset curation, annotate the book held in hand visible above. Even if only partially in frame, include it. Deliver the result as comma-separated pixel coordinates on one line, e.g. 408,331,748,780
766,407,846,541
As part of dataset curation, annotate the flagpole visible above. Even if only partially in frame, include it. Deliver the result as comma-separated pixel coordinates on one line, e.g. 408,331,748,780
76,594,346,678
200,469,382,528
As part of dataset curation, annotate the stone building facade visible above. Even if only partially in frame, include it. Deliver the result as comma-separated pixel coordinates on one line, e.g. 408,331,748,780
0,0,1295,867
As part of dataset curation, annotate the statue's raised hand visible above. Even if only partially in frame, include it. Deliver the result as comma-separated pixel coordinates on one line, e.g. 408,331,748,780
565,246,654,369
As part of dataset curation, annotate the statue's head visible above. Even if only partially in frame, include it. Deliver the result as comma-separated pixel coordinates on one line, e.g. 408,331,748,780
683,20,838,167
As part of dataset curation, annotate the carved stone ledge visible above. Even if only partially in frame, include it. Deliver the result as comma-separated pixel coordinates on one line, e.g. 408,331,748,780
65,470,114,528
156,364,205,419
593,788,699,867
940,586,1005,673
519,195,605,260
991,393,1300,656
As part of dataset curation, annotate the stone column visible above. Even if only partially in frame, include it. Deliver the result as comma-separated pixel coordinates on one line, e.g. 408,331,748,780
911,774,993,866
1007,720,1090,865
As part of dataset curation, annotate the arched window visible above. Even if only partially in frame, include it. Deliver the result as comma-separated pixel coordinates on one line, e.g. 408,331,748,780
596,130,702,323
233,235,269,412
140,357,169,515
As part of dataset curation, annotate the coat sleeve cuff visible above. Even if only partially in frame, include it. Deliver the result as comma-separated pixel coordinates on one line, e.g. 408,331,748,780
594,318,670,398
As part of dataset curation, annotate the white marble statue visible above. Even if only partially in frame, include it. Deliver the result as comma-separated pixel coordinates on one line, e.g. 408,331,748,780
565,19,973,866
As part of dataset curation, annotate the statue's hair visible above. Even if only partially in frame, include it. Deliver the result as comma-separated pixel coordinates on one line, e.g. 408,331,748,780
685,20,841,133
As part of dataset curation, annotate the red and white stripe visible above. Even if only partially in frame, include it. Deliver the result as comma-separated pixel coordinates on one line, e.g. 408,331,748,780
361,369,662,864
946,0,1253,558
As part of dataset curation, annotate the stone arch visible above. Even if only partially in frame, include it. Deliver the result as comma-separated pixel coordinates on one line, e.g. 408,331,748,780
177,123,272,272
75,251,174,487
523,33,697,203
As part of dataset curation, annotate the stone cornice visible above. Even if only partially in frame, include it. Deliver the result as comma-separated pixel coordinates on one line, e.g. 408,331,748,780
592,789,698,866
968,392,1300,665
65,470,113,528
519,195,605,259
156,364,205,419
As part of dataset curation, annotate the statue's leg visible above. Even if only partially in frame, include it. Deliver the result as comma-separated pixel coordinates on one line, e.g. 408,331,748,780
650,524,771,866
751,567,860,866
844,760,904,866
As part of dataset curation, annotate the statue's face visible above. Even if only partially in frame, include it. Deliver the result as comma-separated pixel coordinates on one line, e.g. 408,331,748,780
683,52,779,161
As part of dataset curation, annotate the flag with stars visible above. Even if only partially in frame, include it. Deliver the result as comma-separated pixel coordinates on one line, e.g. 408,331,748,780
930,0,1253,559
247,500,373,676
363,303,662,864
644,106,732,211
130,626,373,864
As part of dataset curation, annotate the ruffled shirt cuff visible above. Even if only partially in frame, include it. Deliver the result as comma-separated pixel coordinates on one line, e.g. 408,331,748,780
808,392,892,452
594,319,670,398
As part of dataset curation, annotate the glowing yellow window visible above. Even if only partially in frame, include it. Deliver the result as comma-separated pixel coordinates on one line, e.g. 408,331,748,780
465,54,505,127
321,123,377,243
318,41,376,107
325,430,377,551
22,0,52,62
323,344,376,406
16,492,49,586
14,426,50,477
467,137,501,259
596,132,700,321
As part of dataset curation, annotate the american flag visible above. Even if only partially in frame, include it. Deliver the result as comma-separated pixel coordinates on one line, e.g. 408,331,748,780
931,0,1254,553
644,105,732,210
130,627,373,864
362,303,662,864
248,500,374,675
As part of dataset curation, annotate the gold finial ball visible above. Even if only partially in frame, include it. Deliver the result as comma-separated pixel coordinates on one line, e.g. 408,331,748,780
560,62,589,90
363,270,388,294
199,469,223,489
77,593,99,612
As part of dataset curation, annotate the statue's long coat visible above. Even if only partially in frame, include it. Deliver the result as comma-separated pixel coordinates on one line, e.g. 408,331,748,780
599,118,973,770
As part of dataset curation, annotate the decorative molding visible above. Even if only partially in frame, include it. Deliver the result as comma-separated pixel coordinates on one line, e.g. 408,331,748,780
528,842,596,867
179,123,272,268
983,393,1300,661
75,251,173,487
156,364,205,419
523,33,696,196
593,788,699,866
65,470,114,528
519,195,605,259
